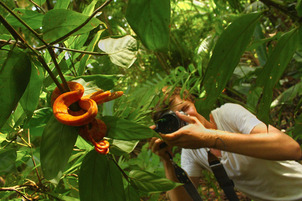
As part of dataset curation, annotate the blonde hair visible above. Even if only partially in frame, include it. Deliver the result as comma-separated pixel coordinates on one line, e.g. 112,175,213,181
152,86,195,121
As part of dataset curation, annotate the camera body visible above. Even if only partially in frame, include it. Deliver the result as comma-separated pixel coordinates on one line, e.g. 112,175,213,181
154,110,188,134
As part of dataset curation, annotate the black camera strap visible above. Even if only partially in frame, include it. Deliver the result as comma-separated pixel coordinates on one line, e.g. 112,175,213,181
166,151,203,201
207,151,239,201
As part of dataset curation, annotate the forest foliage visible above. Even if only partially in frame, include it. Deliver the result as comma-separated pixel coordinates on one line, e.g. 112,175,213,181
0,0,301,200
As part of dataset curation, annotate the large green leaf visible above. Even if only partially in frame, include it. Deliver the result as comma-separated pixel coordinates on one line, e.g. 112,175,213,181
6,8,44,30
126,0,170,51
256,28,300,124
98,35,138,68
20,60,44,117
79,151,125,201
40,116,78,180
0,49,31,130
0,148,17,175
42,9,104,42
197,12,262,117
129,169,181,193
103,116,159,140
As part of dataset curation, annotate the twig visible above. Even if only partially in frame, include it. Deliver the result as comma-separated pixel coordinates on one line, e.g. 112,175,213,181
47,47,70,92
0,39,27,49
0,15,26,44
28,0,46,13
0,186,31,201
109,155,130,182
45,45,107,56
27,129,43,185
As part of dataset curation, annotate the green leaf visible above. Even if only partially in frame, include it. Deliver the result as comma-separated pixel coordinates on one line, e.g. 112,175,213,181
78,30,104,75
20,60,44,117
197,12,262,117
6,8,44,30
109,139,139,156
103,116,159,140
296,0,302,17
253,23,267,66
40,116,78,180
125,184,140,201
79,151,125,201
271,82,302,108
0,148,17,175
24,107,53,129
126,0,170,51
54,0,70,9
256,28,300,124
42,9,104,42
0,49,31,130
67,74,121,91
82,0,98,16
98,35,137,68
293,113,302,140
129,169,181,193
16,148,31,167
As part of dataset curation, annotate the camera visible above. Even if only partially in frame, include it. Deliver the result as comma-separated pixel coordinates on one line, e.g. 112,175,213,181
154,110,188,134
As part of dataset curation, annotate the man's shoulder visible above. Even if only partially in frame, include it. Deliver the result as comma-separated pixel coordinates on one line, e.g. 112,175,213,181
212,103,247,116
218,103,245,110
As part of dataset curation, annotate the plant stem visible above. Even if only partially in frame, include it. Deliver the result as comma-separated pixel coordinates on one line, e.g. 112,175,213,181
43,45,107,56
0,186,30,200
28,0,46,13
47,47,70,92
109,155,130,182
0,15,26,44
27,129,43,185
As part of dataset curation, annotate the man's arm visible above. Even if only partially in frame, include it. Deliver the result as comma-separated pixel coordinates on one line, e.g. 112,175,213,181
149,136,200,201
162,159,200,201
160,113,302,161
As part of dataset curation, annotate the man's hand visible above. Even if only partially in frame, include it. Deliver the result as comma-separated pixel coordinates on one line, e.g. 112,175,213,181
160,111,214,149
149,125,173,161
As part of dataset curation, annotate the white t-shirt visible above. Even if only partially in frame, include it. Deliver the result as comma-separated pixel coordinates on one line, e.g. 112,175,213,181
181,103,302,201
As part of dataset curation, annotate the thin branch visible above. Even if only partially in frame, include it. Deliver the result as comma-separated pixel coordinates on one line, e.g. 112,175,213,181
28,0,46,13
0,15,26,44
47,47,70,92
27,129,43,185
0,186,31,201
37,55,65,92
109,155,130,182
0,39,27,49
47,45,107,56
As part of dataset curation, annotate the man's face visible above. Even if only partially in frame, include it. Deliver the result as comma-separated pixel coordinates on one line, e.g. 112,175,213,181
170,96,197,116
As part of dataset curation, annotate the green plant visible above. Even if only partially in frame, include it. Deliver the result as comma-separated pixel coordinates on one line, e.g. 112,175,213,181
0,0,301,200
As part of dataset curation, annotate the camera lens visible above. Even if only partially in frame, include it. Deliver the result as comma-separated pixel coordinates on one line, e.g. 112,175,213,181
156,112,182,134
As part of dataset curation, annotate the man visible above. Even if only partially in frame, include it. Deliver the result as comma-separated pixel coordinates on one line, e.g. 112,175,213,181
149,87,302,201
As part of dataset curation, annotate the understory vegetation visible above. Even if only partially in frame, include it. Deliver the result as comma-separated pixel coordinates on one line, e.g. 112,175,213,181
0,0,301,200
